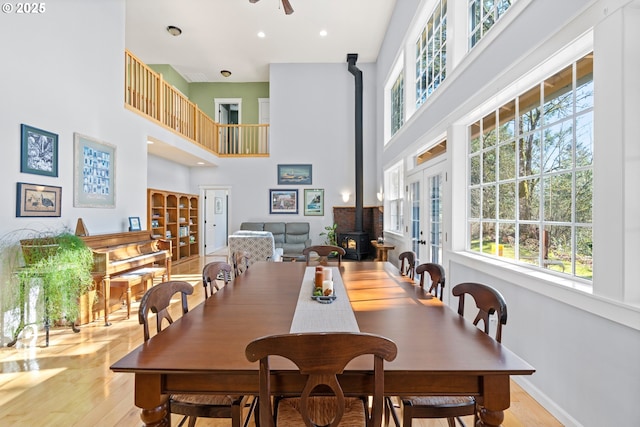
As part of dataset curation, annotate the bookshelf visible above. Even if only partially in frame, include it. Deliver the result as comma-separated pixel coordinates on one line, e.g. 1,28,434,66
147,188,199,263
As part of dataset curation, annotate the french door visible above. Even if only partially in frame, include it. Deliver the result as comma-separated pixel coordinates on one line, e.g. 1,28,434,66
407,164,444,266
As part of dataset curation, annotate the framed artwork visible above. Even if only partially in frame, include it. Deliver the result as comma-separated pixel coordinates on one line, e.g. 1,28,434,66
73,133,116,208
269,189,298,214
16,182,62,217
128,216,141,231
277,164,312,185
304,189,324,216
214,197,223,214
20,124,58,177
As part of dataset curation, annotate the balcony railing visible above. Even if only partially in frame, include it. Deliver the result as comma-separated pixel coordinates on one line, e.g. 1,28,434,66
124,49,269,157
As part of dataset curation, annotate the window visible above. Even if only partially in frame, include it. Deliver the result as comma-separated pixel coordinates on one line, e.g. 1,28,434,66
390,71,404,136
416,0,448,108
385,162,404,234
469,0,516,48
468,53,593,281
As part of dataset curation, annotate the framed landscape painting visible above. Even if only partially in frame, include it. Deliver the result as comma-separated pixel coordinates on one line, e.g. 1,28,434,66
270,189,298,214
21,124,58,177
16,182,62,217
277,164,312,185
304,188,324,216
73,133,116,208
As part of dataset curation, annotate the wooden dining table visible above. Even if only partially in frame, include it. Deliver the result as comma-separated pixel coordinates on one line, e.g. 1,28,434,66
111,261,534,427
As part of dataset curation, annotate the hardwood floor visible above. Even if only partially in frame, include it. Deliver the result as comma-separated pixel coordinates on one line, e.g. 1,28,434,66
0,255,562,426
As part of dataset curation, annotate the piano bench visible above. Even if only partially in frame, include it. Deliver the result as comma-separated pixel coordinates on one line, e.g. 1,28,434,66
109,267,168,320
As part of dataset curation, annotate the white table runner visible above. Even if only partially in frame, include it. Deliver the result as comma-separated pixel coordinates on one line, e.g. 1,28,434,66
289,267,360,333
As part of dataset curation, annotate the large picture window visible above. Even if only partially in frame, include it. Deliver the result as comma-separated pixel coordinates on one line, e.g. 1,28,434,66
468,53,593,281
385,162,404,234
416,0,447,108
469,0,516,48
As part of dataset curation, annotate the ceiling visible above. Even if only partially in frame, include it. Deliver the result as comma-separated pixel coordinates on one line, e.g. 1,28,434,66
125,0,397,83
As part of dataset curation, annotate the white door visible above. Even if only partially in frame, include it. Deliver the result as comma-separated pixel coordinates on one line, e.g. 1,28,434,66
406,163,445,266
204,189,228,254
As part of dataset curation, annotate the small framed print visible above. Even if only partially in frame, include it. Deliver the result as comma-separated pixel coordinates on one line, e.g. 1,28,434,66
304,189,324,216
277,164,312,185
128,216,141,231
215,197,223,214
21,124,58,177
269,189,298,214
16,182,62,217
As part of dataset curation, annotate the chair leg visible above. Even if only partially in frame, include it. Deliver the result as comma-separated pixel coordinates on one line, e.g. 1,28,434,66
187,416,197,427
447,417,457,427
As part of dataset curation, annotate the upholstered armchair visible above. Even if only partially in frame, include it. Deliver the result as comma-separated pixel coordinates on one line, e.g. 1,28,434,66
228,231,283,269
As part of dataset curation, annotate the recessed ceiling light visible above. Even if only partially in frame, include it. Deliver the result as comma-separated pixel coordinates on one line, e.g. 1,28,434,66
197,162,205,165
220,70,232,77
147,140,154,144
257,31,266,38
319,30,328,37
166,25,182,36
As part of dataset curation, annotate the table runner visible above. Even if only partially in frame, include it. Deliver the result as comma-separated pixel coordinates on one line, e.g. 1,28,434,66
289,267,360,333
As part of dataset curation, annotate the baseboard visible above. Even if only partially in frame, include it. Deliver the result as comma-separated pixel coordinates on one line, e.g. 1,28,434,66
512,376,583,427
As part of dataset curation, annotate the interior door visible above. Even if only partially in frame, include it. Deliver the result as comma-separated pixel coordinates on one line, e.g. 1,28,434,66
204,189,228,254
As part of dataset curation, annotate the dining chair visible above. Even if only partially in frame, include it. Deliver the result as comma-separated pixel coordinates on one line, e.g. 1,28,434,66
302,245,346,266
139,280,254,427
398,251,416,280
415,263,446,301
233,251,251,277
202,261,232,298
385,282,507,427
245,332,397,427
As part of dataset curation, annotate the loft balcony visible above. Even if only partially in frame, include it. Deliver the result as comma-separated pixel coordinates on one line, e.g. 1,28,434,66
124,50,269,157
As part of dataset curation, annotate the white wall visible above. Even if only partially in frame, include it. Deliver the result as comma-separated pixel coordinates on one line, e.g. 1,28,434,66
190,62,379,243
376,0,640,426
0,0,218,344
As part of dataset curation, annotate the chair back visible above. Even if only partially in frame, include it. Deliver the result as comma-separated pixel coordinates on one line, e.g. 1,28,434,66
245,332,397,427
452,282,507,342
202,261,232,298
138,280,193,341
302,245,346,266
398,251,416,279
415,263,446,300
232,251,250,277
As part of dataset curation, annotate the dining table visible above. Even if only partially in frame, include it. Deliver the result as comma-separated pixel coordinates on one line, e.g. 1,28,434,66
111,261,535,427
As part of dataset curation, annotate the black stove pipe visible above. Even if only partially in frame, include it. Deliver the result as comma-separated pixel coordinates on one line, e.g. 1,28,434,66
347,53,363,233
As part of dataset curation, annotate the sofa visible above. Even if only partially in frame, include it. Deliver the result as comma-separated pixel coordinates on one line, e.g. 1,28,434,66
228,231,283,270
240,222,311,259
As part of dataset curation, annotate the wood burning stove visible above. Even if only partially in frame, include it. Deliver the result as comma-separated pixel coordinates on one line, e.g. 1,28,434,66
340,231,369,261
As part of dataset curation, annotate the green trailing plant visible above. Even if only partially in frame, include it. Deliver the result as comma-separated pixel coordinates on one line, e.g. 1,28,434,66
319,223,338,246
2,229,95,343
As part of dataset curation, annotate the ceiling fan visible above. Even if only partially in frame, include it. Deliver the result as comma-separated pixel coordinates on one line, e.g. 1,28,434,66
249,0,294,15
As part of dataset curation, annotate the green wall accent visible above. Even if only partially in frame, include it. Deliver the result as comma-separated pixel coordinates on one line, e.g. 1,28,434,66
189,82,269,124
146,65,269,124
148,64,190,97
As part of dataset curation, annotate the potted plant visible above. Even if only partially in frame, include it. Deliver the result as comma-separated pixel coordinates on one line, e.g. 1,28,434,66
4,230,95,346
319,223,338,246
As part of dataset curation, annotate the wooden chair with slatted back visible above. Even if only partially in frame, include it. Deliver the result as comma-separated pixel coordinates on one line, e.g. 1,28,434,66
246,332,397,427
415,263,446,301
386,282,507,427
202,261,233,298
139,280,253,427
398,251,416,280
302,245,346,266
233,251,251,278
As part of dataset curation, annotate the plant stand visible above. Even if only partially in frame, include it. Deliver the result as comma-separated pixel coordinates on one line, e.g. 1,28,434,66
9,266,81,348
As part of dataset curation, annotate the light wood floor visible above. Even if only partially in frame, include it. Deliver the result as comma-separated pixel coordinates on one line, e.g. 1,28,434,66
0,255,562,426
